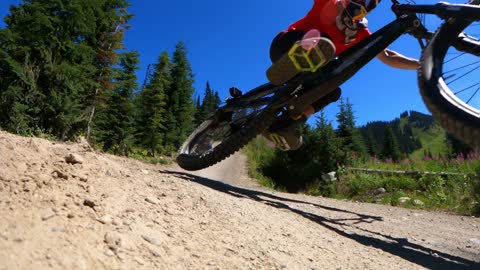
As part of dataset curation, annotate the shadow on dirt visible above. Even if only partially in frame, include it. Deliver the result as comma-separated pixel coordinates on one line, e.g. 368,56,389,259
163,169,479,270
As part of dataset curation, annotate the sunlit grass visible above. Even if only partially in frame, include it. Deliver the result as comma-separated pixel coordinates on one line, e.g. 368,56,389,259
245,137,480,215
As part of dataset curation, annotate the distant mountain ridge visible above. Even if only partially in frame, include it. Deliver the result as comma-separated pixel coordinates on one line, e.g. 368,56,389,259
358,110,442,157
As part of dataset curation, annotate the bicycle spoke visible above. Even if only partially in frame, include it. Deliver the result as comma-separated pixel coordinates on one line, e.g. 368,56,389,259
444,52,467,64
466,86,480,104
443,60,480,74
447,64,480,84
453,83,480,95
441,14,480,111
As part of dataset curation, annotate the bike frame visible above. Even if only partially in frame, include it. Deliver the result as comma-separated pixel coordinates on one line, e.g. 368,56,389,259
221,2,480,119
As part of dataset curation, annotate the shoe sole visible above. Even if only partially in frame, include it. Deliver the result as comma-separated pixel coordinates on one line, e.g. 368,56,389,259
266,37,336,86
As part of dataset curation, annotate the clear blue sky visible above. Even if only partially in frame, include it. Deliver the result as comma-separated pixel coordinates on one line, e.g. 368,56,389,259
0,0,455,127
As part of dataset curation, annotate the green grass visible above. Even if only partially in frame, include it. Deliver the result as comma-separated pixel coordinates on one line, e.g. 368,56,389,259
243,120,480,215
356,155,480,174
337,171,479,214
129,147,172,165
411,124,448,160
242,137,287,192
244,136,480,215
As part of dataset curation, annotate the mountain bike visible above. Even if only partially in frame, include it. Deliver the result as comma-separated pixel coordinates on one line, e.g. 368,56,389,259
177,0,480,171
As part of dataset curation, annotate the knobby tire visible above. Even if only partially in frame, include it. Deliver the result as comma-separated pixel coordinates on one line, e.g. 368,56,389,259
176,109,276,171
419,15,480,146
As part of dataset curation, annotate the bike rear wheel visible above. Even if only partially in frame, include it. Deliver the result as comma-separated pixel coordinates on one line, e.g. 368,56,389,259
419,15,480,147
176,102,276,171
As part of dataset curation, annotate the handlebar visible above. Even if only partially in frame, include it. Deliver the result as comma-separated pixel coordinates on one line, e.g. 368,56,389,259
389,0,433,47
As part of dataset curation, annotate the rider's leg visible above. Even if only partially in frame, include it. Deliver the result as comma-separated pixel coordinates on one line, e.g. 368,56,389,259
267,31,336,86
269,30,305,63
263,88,342,151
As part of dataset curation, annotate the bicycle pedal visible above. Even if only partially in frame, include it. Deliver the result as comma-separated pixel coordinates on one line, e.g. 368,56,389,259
288,42,327,73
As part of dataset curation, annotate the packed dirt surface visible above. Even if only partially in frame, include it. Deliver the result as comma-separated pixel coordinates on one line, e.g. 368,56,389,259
0,130,479,270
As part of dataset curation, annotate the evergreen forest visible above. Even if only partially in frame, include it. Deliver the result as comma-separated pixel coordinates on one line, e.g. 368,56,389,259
0,0,221,160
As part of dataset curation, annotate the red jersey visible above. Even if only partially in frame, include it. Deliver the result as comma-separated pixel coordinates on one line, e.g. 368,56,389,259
288,0,371,55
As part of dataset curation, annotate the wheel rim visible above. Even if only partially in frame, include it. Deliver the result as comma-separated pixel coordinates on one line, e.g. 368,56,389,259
180,105,268,157
439,24,480,117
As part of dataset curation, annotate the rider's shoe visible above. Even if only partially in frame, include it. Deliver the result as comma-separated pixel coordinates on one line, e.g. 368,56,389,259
263,116,306,151
262,87,342,151
266,37,336,86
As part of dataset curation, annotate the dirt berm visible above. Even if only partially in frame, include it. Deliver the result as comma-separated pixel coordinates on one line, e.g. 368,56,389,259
0,131,479,269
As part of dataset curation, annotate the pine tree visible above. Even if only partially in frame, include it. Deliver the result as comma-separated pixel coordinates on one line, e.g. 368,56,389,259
313,110,339,172
164,41,195,149
364,131,379,157
335,98,366,164
194,95,202,125
0,0,132,140
95,51,139,156
85,0,133,139
381,125,402,161
0,0,93,137
195,81,221,125
136,51,170,156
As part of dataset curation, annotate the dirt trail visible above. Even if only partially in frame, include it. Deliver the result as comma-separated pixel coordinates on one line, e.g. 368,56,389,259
0,131,479,270
180,152,263,190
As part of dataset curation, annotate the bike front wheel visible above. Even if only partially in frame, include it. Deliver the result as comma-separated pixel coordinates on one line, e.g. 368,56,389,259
419,15,480,147
176,101,276,171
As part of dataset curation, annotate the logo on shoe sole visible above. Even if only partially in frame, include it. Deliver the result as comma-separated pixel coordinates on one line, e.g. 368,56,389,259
270,133,291,151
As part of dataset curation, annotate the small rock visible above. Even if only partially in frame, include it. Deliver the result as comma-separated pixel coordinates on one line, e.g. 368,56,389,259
134,257,145,265
65,153,84,164
375,188,386,195
67,213,75,219
104,249,115,257
398,197,411,204
83,199,96,209
23,182,37,192
142,235,161,246
104,232,122,251
42,210,56,221
148,247,161,257
73,174,88,182
145,197,160,205
413,199,425,206
52,170,68,180
321,171,337,182
97,215,113,225
141,169,149,175
468,238,480,248
52,227,65,232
